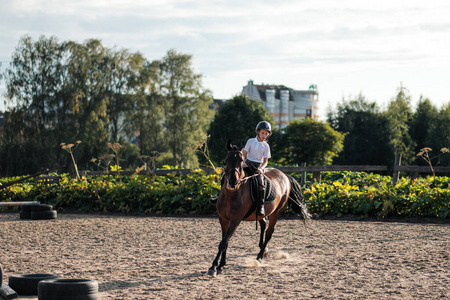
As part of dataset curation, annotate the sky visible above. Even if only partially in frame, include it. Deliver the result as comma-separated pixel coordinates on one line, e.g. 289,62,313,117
1,0,450,117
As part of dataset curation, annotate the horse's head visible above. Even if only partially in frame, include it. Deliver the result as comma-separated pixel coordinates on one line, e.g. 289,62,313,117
224,139,245,190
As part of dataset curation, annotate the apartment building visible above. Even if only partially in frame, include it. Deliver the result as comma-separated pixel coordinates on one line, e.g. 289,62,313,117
241,80,319,129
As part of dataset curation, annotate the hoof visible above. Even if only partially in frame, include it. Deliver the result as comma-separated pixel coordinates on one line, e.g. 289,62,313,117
217,268,223,275
207,269,217,277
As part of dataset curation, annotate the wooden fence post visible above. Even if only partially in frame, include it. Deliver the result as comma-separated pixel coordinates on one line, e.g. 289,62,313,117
392,153,402,186
301,162,306,186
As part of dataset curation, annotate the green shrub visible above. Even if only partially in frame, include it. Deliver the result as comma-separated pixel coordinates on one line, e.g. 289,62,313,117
303,173,450,219
1,171,449,219
0,169,220,215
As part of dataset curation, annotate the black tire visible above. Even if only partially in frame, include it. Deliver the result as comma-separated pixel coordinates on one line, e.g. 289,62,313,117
38,279,98,300
31,210,57,220
8,274,59,296
19,211,32,219
32,204,53,212
21,204,40,211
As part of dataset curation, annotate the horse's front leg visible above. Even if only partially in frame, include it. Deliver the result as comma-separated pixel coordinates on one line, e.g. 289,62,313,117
257,218,267,260
207,238,227,277
208,219,241,277
216,239,228,275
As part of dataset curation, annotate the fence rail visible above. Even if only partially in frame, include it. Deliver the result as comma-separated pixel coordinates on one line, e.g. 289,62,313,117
50,165,450,178
275,165,388,172
393,166,450,173
79,169,217,176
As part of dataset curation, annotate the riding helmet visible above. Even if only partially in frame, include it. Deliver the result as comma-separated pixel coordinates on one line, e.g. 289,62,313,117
256,121,272,135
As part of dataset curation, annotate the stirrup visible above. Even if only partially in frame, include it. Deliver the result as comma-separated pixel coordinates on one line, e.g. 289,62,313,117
209,197,218,206
257,205,265,216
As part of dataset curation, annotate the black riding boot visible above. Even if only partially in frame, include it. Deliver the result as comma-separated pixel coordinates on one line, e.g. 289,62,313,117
257,188,265,215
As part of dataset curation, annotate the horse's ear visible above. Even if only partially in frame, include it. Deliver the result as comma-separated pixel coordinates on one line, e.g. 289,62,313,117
226,139,232,151
240,140,245,150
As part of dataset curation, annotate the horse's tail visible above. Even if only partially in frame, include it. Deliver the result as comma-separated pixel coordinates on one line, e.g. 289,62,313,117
287,175,312,226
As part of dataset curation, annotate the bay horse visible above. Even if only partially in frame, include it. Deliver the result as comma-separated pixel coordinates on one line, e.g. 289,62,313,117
207,140,311,277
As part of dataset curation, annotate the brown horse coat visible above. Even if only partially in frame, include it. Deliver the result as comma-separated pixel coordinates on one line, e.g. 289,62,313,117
207,141,310,277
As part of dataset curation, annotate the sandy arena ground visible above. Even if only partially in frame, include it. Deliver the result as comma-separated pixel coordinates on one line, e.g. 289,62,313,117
1,212,449,299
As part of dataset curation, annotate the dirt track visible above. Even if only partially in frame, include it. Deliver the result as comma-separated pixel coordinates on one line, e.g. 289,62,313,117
1,213,449,299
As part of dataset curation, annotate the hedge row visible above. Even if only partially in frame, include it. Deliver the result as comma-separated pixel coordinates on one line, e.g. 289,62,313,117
0,169,220,215
301,172,450,219
1,170,449,219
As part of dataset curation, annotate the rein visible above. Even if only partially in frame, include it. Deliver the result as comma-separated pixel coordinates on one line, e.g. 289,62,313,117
226,149,265,184
237,173,259,183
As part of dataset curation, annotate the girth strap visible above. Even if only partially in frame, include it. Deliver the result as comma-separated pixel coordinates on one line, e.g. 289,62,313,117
242,203,257,221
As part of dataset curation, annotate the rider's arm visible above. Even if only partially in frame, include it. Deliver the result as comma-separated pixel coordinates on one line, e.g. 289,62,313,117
242,150,248,167
257,157,269,174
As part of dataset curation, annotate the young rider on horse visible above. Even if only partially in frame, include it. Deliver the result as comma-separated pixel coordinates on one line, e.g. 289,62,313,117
211,121,272,216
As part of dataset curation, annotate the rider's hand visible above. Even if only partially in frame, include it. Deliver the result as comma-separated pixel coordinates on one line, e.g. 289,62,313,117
256,168,263,174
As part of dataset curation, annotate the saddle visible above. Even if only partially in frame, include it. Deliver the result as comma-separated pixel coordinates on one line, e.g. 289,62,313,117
242,172,277,221
249,173,277,204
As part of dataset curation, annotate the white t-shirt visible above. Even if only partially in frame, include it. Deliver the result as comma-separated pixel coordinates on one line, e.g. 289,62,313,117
244,137,271,163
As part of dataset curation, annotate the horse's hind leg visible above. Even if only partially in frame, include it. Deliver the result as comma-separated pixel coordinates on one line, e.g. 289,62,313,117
257,206,285,260
260,214,280,258
257,218,267,260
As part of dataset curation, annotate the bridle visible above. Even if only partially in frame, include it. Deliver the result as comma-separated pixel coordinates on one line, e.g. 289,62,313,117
225,150,245,189
225,150,262,188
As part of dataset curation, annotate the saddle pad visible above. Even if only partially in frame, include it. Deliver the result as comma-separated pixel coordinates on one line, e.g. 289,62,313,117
250,175,277,203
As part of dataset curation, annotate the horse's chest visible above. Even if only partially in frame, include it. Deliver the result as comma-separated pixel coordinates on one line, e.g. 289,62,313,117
222,191,251,217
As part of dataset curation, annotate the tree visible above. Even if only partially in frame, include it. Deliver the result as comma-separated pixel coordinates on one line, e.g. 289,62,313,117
113,53,164,156
3,35,70,174
385,85,416,165
207,95,275,166
2,35,151,175
0,108,31,175
65,39,114,169
65,40,149,169
409,97,438,165
425,104,450,166
125,67,167,156
155,49,214,168
328,94,392,165
104,49,147,142
273,118,344,165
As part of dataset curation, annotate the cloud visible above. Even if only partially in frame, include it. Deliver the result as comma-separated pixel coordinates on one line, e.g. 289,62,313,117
1,0,450,112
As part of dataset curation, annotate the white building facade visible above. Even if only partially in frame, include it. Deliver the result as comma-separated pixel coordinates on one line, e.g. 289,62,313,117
241,80,319,129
